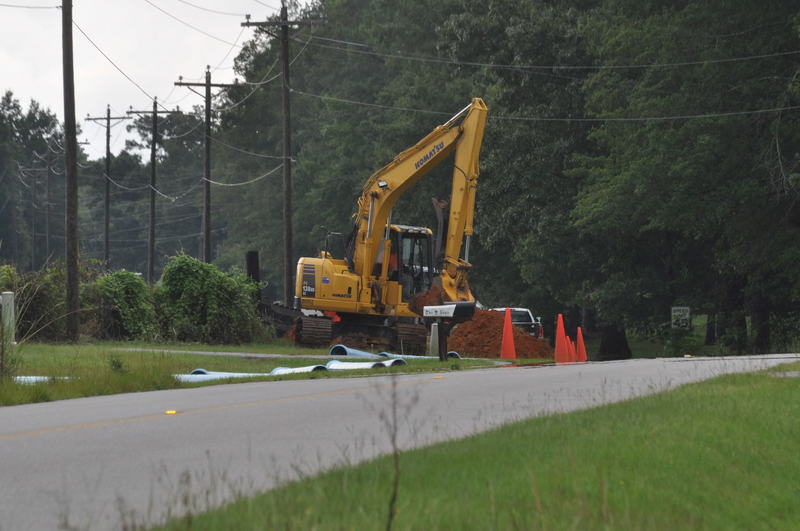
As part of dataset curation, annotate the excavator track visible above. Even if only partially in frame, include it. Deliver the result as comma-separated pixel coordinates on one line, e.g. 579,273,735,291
394,322,428,354
294,315,427,354
262,299,429,353
297,316,333,346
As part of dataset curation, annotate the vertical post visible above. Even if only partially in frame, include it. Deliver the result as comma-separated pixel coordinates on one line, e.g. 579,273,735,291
280,1,294,306
30,166,36,271
1,292,15,372
203,66,212,263
62,0,80,341
104,104,111,265
437,321,451,362
428,322,439,356
10,179,18,267
45,156,51,259
173,74,236,261
148,97,157,284
246,250,261,304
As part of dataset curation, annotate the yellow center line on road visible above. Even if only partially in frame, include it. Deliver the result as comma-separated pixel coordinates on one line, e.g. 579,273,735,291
0,376,439,441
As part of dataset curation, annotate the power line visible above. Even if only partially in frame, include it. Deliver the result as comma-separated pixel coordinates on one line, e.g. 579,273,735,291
494,106,800,122
81,227,225,246
203,163,283,186
252,0,279,11
73,20,160,106
235,70,281,87
160,84,178,105
208,135,288,160
0,2,59,8
143,0,241,48
175,29,245,88
175,0,246,17
296,37,577,81
210,57,281,113
161,89,195,106
153,178,204,201
239,29,312,87
211,27,245,73
303,35,800,71
15,169,32,189
210,32,310,113
291,88,451,116
161,117,204,139
291,88,800,122
104,214,202,236
104,173,149,192
82,214,203,239
102,169,206,190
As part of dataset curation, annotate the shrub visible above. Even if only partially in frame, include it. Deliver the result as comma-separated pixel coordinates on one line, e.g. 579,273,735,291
84,270,156,340
2,263,68,341
0,264,22,291
159,254,262,344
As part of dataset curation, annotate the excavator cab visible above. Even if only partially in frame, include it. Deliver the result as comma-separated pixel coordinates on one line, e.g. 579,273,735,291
391,225,434,301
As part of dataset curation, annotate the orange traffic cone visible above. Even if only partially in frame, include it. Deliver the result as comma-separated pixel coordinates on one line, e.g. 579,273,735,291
555,314,568,363
500,308,517,359
566,336,576,362
576,327,588,362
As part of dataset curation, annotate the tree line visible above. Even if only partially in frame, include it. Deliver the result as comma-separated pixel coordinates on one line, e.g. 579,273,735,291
1,0,798,355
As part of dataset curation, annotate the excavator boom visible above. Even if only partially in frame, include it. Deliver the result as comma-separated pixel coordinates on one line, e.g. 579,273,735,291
350,98,488,300
291,98,488,351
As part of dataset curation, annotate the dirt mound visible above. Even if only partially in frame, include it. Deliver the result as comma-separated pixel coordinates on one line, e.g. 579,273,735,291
409,284,446,315
447,309,553,359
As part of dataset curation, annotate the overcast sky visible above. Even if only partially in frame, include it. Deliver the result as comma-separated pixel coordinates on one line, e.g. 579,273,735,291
1,0,284,159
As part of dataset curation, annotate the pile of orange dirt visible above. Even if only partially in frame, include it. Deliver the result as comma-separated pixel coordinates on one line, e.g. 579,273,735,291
409,284,445,314
447,309,553,359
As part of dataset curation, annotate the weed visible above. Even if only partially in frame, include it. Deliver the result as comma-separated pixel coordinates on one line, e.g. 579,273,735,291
108,354,128,374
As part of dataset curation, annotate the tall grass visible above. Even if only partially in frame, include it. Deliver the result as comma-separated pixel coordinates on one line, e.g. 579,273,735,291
0,342,499,406
156,368,800,530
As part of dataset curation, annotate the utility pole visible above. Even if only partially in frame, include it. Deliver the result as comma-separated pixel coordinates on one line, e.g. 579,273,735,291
86,106,130,266
62,0,80,341
174,67,237,263
127,98,181,284
30,165,37,271
32,148,59,264
45,157,51,259
242,2,323,306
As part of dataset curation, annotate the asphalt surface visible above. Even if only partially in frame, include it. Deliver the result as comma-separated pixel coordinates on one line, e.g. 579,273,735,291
0,354,797,530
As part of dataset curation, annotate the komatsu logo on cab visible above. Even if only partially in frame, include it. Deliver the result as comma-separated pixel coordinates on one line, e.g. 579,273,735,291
414,142,445,169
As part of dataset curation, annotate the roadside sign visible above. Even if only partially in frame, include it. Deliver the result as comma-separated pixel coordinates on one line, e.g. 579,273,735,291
671,306,691,329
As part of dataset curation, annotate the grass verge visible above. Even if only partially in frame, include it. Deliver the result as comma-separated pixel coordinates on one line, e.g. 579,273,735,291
0,341,507,406
156,365,800,530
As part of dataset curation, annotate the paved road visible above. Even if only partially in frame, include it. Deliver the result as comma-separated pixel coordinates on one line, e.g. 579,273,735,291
0,354,797,530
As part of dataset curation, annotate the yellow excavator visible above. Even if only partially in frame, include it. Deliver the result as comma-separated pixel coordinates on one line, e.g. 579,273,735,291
288,98,488,351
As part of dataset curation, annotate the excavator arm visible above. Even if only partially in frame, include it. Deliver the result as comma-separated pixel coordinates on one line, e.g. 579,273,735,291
349,98,488,301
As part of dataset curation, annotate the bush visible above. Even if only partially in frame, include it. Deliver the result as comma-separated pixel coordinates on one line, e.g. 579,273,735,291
0,264,21,291
659,328,702,357
84,270,156,340
159,254,262,344
1,263,68,341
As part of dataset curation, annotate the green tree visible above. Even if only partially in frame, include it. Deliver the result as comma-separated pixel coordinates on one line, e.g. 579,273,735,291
575,0,800,352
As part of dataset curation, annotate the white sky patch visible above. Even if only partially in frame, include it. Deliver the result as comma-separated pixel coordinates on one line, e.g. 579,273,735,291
0,0,283,159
